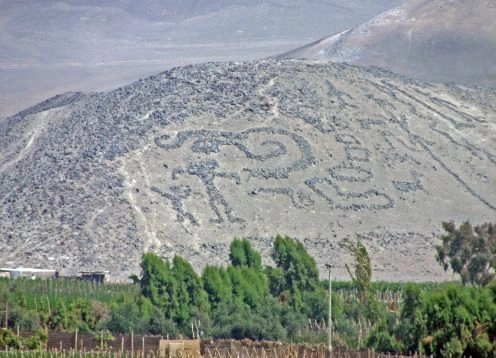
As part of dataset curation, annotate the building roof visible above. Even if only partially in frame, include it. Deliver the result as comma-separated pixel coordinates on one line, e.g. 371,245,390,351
0,267,57,273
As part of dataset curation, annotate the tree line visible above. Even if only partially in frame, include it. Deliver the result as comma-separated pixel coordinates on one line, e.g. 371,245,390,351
1,222,495,356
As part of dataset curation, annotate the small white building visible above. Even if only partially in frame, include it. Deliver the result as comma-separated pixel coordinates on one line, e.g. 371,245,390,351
0,267,58,279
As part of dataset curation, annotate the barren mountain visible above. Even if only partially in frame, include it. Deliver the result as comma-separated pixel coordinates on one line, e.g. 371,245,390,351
1,60,496,281
280,0,496,87
0,0,405,119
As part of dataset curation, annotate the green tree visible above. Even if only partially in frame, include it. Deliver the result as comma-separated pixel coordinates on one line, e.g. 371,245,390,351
148,306,178,336
229,238,262,270
106,296,153,334
436,221,496,286
340,238,387,350
49,300,78,332
140,252,178,317
265,266,286,298
271,235,320,309
171,255,209,326
202,266,233,308
227,239,267,309
140,253,210,332
366,319,402,353
228,266,267,309
210,297,286,341
417,284,496,357
339,238,375,304
6,304,42,331
397,284,423,352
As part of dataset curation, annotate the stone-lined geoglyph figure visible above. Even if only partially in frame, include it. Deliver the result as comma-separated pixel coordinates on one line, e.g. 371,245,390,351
153,127,316,223
1,61,495,281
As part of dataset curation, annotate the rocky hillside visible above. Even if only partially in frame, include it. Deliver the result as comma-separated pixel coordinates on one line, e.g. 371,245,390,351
280,0,496,87
1,60,495,280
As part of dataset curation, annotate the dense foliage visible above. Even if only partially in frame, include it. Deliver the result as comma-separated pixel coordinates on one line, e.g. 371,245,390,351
0,328,46,350
1,232,495,355
436,221,496,286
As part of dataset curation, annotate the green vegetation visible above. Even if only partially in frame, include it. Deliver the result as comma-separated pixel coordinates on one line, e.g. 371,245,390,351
0,328,46,350
436,221,496,286
0,279,137,333
1,225,495,356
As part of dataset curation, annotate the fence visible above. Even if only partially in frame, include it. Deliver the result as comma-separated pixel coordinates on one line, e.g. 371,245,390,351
48,332,163,353
15,332,431,358
201,340,429,358
17,331,197,356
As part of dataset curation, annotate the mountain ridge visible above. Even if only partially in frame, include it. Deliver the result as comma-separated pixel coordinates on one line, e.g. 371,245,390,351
279,0,496,87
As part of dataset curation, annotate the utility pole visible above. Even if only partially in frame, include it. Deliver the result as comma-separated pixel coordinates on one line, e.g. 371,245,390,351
325,263,333,354
5,302,8,328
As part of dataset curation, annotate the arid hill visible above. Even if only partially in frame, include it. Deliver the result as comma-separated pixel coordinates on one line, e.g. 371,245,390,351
280,0,496,87
0,0,404,119
1,60,495,280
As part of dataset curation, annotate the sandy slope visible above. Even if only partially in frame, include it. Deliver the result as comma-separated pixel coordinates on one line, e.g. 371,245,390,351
280,0,496,87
